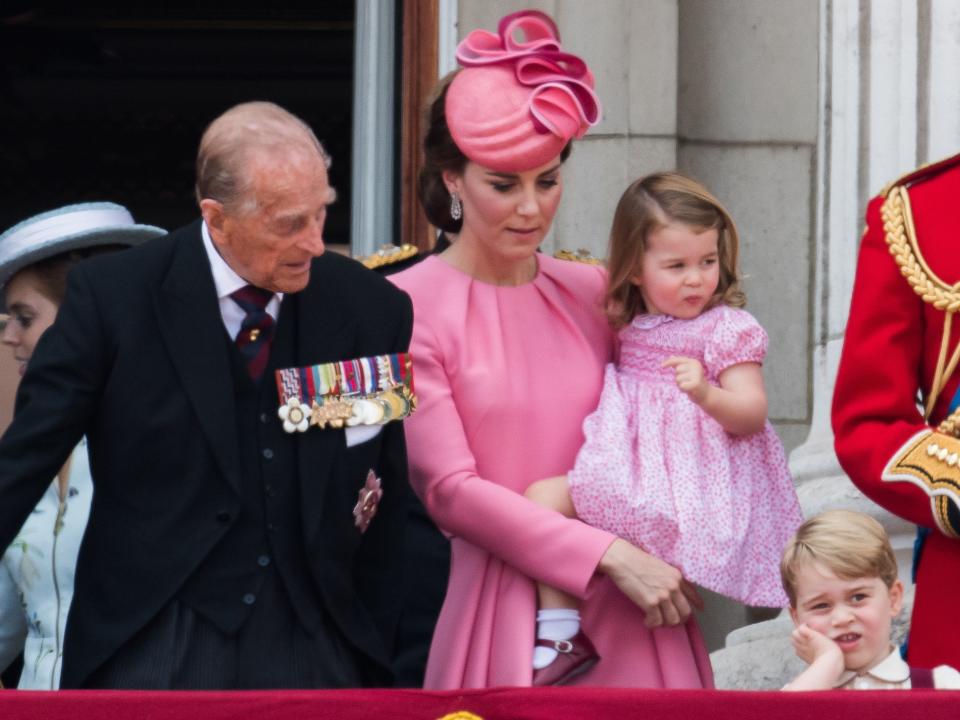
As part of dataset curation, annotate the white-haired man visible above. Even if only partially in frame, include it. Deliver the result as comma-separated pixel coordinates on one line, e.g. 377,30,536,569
0,102,413,689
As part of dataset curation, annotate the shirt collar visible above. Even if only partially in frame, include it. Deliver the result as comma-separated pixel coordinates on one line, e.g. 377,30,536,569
834,647,908,688
200,221,284,302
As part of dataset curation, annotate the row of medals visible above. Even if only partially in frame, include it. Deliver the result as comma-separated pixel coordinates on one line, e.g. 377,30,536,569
295,384,417,429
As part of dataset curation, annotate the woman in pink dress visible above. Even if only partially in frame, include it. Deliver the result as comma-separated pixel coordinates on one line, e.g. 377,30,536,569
390,10,712,690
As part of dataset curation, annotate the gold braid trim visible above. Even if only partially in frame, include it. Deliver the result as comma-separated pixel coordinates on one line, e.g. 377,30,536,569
882,186,960,417
939,407,960,438
934,495,960,539
881,186,960,311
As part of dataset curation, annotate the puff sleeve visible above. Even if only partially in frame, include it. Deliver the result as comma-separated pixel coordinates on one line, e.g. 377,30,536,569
703,306,768,375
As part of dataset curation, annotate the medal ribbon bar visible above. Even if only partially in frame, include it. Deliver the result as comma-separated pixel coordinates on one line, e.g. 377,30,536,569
275,352,416,433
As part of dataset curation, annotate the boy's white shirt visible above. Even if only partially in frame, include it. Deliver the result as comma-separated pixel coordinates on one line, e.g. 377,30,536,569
834,647,960,690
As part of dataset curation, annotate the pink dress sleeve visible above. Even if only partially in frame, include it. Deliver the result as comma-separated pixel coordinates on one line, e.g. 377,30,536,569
405,308,617,600
702,307,767,374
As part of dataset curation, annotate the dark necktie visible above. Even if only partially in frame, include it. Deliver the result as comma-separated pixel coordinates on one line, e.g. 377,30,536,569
230,285,275,380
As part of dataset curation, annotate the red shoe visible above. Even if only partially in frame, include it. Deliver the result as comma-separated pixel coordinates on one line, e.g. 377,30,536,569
532,630,600,686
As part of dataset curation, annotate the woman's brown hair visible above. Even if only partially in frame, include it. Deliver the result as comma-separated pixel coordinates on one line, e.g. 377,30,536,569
14,245,129,306
605,171,745,328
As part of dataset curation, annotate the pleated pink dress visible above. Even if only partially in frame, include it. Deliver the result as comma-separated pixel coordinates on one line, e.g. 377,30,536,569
567,306,803,607
390,254,713,689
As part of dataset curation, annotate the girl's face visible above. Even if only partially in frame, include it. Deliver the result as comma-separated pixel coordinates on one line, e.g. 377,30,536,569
632,222,720,318
790,561,903,675
2,269,59,377
444,155,563,265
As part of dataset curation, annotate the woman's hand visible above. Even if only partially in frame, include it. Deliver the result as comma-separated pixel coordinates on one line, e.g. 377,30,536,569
597,538,703,627
662,356,709,404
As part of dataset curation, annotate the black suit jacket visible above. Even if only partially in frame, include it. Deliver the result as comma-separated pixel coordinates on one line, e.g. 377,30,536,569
0,221,413,688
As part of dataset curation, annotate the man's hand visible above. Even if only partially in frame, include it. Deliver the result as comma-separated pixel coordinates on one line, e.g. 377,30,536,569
598,538,703,628
662,356,709,404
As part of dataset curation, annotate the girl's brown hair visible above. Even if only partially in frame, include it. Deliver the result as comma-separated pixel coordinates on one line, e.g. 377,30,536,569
605,172,745,328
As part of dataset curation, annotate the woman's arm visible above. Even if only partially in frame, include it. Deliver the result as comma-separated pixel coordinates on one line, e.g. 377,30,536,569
406,319,695,624
663,356,768,436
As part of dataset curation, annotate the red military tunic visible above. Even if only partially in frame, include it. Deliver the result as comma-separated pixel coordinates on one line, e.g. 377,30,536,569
833,152,960,669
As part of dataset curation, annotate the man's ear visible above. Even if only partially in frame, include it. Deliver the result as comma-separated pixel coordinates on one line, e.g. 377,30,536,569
199,199,226,243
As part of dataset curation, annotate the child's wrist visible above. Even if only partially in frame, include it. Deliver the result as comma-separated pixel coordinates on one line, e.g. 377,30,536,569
690,381,711,405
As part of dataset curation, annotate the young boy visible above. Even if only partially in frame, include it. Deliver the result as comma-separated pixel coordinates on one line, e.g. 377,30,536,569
780,510,960,690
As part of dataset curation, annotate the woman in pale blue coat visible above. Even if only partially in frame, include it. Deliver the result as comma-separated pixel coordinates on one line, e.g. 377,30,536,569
0,203,163,689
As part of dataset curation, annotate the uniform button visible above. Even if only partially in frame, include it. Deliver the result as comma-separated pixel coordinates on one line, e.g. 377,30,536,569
259,413,270,424
262,448,274,460
257,555,271,567
216,511,232,523
267,523,278,533
242,593,256,605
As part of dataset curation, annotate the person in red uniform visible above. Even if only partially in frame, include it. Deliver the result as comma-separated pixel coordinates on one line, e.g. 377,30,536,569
833,152,960,670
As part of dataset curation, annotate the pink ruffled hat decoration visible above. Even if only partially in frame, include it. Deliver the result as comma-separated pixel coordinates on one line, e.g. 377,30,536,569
446,9,601,173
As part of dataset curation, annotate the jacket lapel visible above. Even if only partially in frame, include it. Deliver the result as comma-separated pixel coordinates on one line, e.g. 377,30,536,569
294,254,357,543
153,222,242,493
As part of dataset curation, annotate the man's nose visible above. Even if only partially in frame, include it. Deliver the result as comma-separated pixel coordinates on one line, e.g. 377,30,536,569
299,220,325,257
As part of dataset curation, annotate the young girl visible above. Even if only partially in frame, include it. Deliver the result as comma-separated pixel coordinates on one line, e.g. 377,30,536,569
526,172,804,685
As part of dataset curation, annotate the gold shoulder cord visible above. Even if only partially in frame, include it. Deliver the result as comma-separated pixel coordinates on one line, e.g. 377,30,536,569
881,186,960,419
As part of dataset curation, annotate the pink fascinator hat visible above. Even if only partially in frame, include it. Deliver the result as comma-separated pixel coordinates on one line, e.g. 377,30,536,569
446,9,601,173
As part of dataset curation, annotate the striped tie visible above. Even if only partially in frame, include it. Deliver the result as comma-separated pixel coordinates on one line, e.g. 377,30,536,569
230,285,275,380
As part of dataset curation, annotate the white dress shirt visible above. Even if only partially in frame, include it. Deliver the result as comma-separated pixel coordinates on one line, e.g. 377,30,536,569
201,222,282,339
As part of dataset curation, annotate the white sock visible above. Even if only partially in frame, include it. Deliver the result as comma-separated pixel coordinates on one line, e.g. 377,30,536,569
532,608,581,670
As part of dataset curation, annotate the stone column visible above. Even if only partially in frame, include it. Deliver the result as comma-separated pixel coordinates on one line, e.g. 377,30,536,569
351,0,396,256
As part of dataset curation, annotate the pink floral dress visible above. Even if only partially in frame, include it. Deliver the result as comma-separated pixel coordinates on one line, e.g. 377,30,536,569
567,305,803,607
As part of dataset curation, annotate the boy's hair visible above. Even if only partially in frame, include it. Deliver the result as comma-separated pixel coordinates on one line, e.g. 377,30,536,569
605,171,745,328
780,510,898,606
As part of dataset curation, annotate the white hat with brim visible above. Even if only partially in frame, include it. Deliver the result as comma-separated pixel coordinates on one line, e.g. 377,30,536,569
0,202,166,306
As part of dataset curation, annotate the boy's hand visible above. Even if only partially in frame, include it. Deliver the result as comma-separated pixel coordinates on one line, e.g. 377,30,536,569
662,356,709,404
791,623,843,666
782,623,846,691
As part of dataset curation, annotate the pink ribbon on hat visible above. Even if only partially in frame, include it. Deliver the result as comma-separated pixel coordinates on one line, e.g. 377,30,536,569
455,9,601,140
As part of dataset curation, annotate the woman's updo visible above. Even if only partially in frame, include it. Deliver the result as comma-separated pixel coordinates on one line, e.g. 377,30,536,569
418,73,467,235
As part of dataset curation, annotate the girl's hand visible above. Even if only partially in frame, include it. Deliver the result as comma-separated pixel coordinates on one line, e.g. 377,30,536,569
598,538,704,628
791,623,842,666
662,356,709,404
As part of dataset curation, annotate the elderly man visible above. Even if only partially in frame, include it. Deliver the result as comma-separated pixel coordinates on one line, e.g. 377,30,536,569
0,102,414,689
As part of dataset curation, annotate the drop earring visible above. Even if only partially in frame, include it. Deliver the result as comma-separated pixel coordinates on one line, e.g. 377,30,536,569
450,191,463,221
